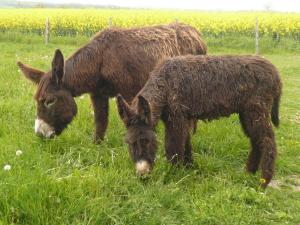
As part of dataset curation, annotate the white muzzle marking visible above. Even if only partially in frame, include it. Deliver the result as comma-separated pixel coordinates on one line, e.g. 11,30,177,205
135,160,151,176
34,118,55,138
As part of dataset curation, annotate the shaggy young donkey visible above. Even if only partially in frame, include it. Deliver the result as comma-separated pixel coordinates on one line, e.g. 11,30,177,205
17,23,206,141
117,55,282,188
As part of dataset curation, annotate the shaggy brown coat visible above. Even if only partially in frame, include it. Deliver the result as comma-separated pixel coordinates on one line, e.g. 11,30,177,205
117,55,282,188
18,23,207,141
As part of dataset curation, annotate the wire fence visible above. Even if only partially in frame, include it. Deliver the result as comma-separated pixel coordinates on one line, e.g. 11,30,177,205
1,14,299,54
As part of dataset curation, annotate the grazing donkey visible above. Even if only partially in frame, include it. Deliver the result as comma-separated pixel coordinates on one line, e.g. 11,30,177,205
17,23,207,141
117,55,282,188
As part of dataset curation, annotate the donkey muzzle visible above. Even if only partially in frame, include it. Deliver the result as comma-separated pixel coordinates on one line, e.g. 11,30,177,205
135,160,151,176
34,118,55,138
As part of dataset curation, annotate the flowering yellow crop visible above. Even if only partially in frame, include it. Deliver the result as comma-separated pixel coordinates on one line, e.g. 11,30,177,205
0,9,299,38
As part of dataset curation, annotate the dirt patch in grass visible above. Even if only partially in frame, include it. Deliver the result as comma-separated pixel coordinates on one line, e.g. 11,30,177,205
269,175,300,192
294,113,300,124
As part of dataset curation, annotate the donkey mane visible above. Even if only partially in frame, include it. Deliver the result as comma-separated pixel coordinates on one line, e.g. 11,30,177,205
63,42,104,96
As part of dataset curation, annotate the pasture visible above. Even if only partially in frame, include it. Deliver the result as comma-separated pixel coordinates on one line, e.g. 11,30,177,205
0,19,300,225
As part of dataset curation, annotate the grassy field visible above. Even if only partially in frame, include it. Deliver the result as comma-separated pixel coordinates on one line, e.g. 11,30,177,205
0,33,300,224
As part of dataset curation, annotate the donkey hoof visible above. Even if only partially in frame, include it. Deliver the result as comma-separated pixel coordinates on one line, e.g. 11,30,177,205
93,135,104,144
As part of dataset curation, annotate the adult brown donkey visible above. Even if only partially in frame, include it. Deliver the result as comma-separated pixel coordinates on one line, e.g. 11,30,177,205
117,55,282,188
17,23,207,142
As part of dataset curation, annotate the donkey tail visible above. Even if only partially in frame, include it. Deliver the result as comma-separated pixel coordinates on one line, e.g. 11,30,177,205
271,95,280,127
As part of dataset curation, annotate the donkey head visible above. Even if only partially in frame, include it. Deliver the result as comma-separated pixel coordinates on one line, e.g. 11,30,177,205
117,94,157,176
18,49,77,138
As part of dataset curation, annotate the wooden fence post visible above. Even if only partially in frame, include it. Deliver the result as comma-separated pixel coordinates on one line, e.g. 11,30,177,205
45,17,50,45
276,32,280,41
255,17,259,55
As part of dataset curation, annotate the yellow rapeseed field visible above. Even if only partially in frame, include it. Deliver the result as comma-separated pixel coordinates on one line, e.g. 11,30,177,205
0,9,299,37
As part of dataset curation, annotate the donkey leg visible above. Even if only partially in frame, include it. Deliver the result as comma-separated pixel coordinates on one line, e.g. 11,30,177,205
185,119,197,165
247,140,262,174
241,109,277,188
191,119,198,134
260,132,277,188
90,95,109,143
164,120,188,165
184,133,193,166
239,112,261,173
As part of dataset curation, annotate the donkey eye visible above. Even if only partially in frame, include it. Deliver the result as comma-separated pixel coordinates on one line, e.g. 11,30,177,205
44,97,58,108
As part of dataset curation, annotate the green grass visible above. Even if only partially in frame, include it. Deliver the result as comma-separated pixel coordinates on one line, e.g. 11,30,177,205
0,33,300,224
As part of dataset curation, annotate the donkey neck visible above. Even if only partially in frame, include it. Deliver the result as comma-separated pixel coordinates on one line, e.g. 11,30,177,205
62,41,104,97
137,76,167,126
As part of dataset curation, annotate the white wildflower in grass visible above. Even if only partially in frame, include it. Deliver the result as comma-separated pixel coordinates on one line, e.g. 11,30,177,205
16,149,23,156
4,164,11,171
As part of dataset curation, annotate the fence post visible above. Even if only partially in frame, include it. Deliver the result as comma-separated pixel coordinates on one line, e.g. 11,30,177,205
276,32,280,41
255,17,259,55
45,17,50,45
108,17,113,28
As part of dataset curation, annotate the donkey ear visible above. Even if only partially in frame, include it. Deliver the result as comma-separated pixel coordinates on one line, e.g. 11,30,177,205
17,61,45,84
116,94,135,125
137,95,151,125
51,49,64,85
